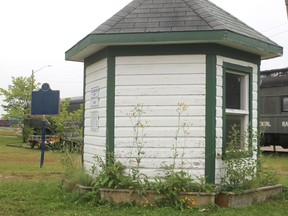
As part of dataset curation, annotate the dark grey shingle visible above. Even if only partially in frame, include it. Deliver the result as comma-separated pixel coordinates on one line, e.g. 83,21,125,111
139,3,163,9
145,27,172,32
150,7,175,13
89,0,277,45
135,22,160,28
160,21,185,27
148,17,173,22
161,12,186,17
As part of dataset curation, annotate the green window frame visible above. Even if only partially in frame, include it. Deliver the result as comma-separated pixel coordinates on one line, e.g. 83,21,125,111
222,62,253,156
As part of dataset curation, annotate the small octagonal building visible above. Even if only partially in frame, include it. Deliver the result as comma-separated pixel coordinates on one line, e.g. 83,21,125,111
66,0,282,184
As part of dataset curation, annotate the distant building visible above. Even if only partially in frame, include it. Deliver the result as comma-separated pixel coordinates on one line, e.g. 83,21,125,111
0,119,12,127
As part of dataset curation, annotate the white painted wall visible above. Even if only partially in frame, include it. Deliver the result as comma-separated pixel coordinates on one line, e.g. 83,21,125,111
215,56,259,184
114,55,207,179
83,58,107,173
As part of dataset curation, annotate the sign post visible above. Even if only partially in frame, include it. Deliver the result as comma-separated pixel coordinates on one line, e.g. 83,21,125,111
31,83,60,168
40,116,46,168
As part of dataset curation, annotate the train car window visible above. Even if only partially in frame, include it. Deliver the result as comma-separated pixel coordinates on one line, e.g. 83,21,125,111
261,96,280,114
282,97,288,112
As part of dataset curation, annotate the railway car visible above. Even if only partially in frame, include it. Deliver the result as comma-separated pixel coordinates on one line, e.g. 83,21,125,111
260,67,288,148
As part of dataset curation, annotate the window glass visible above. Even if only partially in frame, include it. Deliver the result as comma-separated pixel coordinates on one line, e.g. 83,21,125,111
283,97,288,112
226,73,241,109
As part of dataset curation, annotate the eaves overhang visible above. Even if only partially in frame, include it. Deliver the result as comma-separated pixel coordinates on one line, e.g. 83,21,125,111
65,30,283,62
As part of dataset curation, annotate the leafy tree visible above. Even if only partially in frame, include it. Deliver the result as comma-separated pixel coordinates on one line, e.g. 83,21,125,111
47,98,83,152
50,98,83,138
0,76,40,142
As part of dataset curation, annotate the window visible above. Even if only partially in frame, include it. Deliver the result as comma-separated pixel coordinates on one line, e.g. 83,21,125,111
282,97,288,112
223,64,252,153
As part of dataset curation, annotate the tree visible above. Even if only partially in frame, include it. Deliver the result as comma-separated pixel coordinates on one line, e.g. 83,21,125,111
50,98,83,139
47,98,83,152
0,76,40,142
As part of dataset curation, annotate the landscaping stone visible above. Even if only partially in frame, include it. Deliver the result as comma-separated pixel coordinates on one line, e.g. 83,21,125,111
215,184,283,208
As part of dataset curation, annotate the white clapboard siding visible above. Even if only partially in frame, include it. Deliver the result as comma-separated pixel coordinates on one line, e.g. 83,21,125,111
116,55,206,64
85,107,106,118
116,74,205,86
115,147,206,159
84,98,106,110
114,137,206,148
116,63,205,75
117,163,205,180
84,117,106,128
84,59,108,168
84,144,106,156
114,55,206,179
117,158,205,172
115,127,206,138
115,116,205,127
86,79,107,92
115,106,206,117
115,95,205,106
84,127,106,137
115,85,205,96
86,58,107,75
85,86,107,99
119,158,205,176
84,136,106,146
86,69,107,82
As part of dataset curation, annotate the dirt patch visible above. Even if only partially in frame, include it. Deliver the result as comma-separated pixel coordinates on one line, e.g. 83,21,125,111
0,172,63,181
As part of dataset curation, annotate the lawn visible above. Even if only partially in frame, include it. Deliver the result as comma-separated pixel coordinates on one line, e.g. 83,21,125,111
0,135,65,180
0,131,288,216
263,155,288,186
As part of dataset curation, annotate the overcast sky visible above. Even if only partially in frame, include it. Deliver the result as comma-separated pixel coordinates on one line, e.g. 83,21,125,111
0,0,287,117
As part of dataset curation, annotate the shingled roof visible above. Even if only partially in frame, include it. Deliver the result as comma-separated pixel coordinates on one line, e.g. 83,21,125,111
66,0,283,61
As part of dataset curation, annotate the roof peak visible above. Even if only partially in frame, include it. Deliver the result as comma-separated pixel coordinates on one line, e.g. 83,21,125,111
90,0,275,45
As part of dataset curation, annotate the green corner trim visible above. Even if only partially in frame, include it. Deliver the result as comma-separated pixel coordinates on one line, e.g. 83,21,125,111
106,56,115,158
82,63,87,165
205,55,217,184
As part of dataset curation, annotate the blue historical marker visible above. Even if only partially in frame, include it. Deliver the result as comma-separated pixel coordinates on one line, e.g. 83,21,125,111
31,83,60,168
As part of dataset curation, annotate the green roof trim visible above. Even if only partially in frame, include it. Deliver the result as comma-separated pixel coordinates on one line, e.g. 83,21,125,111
65,30,282,62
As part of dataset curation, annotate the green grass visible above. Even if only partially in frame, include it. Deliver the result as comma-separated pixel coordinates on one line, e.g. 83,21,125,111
0,135,65,181
0,180,287,216
263,155,288,186
1,134,288,215
0,127,21,136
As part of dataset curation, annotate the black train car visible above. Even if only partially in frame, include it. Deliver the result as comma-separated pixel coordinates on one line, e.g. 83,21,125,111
260,67,288,148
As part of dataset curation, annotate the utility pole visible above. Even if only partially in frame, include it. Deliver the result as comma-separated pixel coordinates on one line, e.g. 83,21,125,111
31,65,52,92
286,0,288,18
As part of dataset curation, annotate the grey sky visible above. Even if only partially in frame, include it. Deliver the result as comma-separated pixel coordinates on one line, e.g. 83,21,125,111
0,0,287,117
